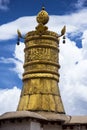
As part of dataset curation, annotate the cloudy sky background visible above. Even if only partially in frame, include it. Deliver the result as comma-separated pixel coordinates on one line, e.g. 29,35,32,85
0,0,87,115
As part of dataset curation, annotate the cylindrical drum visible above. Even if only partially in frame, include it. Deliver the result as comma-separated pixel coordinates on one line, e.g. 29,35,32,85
17,30,65,113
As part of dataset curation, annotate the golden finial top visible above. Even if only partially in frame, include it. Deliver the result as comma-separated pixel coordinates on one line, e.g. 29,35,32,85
36,7,49,25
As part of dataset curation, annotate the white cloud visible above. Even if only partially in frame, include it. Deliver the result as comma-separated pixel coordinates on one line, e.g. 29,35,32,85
0,16,37,40
59,33,87,115
13,43,25,79
0,86,21,115
14,43,25,63
0,42,25,79
0,8,87,115
0,8,87,40
0,57,16,63
75,0,87,9
0,0,9,10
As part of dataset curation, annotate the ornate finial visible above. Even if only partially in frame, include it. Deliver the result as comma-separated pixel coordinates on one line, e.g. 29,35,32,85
61,26,66,44
17,29,21,45
61,26,66,36
17,29,24,45
36,7,49,25
58,26,66,44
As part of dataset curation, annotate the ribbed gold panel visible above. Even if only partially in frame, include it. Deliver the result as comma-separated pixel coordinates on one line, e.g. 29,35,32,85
17,33,65,113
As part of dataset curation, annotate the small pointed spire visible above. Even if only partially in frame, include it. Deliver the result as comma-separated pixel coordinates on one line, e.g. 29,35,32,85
41,2,45,10
42,6,45,10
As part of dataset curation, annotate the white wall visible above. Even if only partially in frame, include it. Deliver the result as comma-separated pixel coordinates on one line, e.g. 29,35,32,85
1,120,86,130
43,124,62,130
0,120,41,130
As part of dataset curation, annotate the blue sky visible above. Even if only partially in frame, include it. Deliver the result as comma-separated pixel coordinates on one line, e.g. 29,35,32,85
0,0,87,115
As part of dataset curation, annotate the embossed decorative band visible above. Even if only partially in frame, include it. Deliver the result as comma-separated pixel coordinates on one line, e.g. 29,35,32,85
23,70,60,77
24,60,60,68
25,30,58,38
23,73,59,81
25,35,59,43
24,44,59,52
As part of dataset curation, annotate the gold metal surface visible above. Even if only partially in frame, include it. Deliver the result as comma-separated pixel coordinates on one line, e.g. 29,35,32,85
17,7,65,114
36,7,49,25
